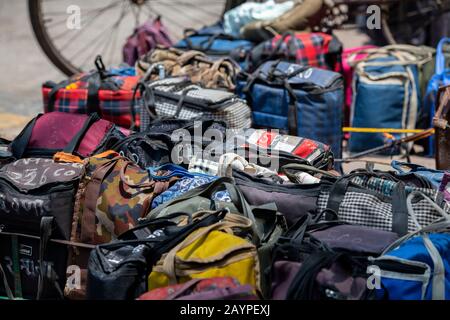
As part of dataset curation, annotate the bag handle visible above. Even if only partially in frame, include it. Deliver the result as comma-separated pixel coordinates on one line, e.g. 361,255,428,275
120,161,155,188
325,176,409,235
37,217,64,300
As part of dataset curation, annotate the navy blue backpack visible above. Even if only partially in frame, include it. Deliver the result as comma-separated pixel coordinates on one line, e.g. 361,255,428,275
236,60,344,158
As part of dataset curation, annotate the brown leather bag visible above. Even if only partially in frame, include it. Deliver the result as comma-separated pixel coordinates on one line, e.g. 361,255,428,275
136,46,240,91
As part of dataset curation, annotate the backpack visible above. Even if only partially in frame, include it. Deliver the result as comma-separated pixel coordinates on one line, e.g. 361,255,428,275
247,32,343,73
9,112,128,159
0,158,84,299
349,45,435,153
42,56,140,128
371,191,450,300
122,16,172,67
136,47,240,91
86,210,227,300
423,38,450,155
237,60,344,158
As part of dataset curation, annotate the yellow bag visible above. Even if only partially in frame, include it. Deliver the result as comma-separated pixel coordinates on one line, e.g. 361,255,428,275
148,213,261,293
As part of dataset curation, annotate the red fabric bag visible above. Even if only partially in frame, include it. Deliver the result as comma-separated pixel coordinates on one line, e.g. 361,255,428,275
10,112,129,159
42,56,140,129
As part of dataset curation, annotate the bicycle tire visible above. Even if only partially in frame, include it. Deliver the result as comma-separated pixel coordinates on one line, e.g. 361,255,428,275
29,0,243,77
29,0,80,75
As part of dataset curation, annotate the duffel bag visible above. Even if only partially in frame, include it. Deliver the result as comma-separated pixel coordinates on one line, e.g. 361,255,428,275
42,56,140,128
133,77,252,132
246,31,343,73
0,158,84,299
174,29,254,58
123,16,172,67
9,112,128,159
138,277,257,300
349,45,435,153
270,214,398,300
317,173,450,236
86,209,235,300
371,191,450,300
147,212,260,294
62,152,177,299
136,47,240,91
233,169,322,227
237,60,344,158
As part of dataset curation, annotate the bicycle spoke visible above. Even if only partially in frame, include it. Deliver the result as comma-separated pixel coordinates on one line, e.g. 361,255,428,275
69,1,130,64
55,0,125,52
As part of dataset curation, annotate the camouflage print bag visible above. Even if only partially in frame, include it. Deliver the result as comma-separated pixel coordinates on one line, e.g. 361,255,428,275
64,152,177,299
74,153,178,244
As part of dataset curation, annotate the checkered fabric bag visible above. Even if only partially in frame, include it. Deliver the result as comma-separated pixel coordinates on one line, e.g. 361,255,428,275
42,56,140,129
247,32,342,72
317,175,450,236
236,60,344,158
135,77,252,131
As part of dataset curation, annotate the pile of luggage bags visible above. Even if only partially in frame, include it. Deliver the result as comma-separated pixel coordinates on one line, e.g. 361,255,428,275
1,5,450,301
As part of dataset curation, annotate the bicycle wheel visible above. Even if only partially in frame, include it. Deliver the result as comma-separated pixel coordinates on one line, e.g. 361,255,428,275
28,0,234,76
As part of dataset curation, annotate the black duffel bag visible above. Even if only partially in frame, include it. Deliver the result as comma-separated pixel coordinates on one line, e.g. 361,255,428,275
0,158,83,299
86,210,227,300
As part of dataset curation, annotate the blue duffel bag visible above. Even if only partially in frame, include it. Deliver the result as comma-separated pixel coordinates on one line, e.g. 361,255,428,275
174,27,254,58
371,191,450,300
349,45,435,154
236,60,344,158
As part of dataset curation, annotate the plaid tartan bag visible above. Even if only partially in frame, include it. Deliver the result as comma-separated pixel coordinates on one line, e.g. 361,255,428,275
247,32,342,72
42,56,140,129
133,77,252,131
317,174,450,236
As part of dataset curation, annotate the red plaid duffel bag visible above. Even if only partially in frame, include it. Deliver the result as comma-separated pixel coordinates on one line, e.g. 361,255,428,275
42,56,140,129
247,31,342,72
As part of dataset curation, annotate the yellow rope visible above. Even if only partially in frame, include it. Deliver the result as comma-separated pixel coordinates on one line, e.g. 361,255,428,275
342,127,435,134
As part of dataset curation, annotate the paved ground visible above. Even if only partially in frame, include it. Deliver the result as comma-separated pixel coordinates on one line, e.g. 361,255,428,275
0,1,438,171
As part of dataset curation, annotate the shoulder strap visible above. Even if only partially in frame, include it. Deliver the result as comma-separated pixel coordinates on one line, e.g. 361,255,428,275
9,114,42,159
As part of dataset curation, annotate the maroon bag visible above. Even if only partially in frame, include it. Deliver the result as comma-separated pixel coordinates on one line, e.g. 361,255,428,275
137,277,258,300
10,112,130,159
123,16,172,67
